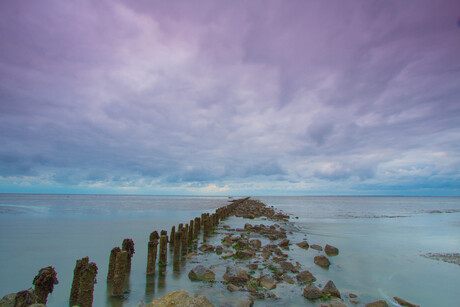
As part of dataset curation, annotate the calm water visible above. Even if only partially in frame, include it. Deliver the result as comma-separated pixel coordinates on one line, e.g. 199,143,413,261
0,194,459,306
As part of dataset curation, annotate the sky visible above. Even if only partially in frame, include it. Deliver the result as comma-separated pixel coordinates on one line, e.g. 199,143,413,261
0,0,459,196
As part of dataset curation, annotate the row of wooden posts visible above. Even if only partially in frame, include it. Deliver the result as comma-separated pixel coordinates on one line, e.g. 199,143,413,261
67,201,240,307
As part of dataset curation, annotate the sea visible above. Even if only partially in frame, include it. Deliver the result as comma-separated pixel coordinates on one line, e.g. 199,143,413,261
0,194,459,306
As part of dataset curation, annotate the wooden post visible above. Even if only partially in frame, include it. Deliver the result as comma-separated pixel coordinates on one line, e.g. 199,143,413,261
194,217,200,237
159,235,168,273
76,262,98,307
173,231,181,259
70,257,89,302
182,224,188,254
147,232,159,275
112,251,128,296
32,266,58,305
189,220,194,243
170,226,176,247
107,248,120,282
122,239,135,273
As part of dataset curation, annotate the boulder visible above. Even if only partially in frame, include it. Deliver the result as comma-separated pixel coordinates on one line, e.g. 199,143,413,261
146,290,214,307
0,288,37,307
303,284,322,300
296,241,309,249
280,261,298,273
249,239,261,249
325,244,339,256
259,276,276,290
188,265,215,281
393,297,420,307
215,246,223,255
311,244,323,251
223,267,250,285
295,270,317,283
320,299,347,307
278,239,290,248
227,284,243,292
365,300,389,307
282,275,295,284
314,255,331,268
322,280,341,298
198,244,215,252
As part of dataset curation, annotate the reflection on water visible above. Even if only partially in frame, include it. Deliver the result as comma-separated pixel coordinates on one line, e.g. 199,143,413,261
0,194,459,306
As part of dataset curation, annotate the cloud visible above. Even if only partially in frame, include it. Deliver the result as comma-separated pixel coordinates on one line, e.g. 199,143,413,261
0,0,459,195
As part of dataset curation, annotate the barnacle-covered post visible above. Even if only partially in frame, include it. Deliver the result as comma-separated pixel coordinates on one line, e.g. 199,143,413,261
122,238,135,273
70,257,89,302
107,247,120,281
32,266,59,305
77,262,98,307
147,231,159,275
112,251,128,296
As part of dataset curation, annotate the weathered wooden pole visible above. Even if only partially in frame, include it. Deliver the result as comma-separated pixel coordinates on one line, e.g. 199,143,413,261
173,231,181,259
77,262,98,307
107,248,120,282
112,251,128,296
158,235,168,274
189,220,194,243
182,224,188,254
122,238,135,273
70,257,89,302
32,266,59,305
170,226,176,247
178,223,183,233
147,231,159,275
194,217,200,238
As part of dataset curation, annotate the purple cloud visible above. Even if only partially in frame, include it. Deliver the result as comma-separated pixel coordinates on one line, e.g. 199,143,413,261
0,0,459,195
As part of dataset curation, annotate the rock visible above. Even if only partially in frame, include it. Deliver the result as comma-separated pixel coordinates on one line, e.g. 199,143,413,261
236,297,254,307
259,276,276,290
314,255,331,268
188,265,215,281
302,284,322,300
215,246,223,255
393,297,420,307
365,300,389,307
235,250,255,259
311,244,323,251
246,263,258,270
282,275,295,284
0,288,37,307
295,270,317,283
349,293,358,298
278,239,290,248
280,261,298,273
320,298,347,307
227,284,243,292
249,239,261,249
350,300,360,304
322,280,341,298
198,244,215,252
146,290,214,307
223,267,250,285
246,280,259,293
296,241,309,249
325,244,339,256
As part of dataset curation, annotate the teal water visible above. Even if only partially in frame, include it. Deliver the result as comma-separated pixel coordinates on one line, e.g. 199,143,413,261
0,194,459,306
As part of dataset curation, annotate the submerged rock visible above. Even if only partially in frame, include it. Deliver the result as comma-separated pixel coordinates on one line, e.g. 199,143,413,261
296,241,309,249
393,297,420,307
259,276,276,290
303,284,322,300
325,244,339,256
314,255,331,268
146,290,214,307
322,280,341,298
188,265,215,281
365,300,389,307
319,298,347,307
295,270,317,283
223,267,250,285
311,244,323,251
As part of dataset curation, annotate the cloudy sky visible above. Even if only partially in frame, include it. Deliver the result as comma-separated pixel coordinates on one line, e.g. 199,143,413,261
1,0,459,195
